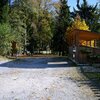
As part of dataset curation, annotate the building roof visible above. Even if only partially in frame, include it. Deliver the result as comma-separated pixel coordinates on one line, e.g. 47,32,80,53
75,29,100,41
67,29,100,46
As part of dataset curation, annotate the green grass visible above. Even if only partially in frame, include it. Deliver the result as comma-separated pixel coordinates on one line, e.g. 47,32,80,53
85,72,100,82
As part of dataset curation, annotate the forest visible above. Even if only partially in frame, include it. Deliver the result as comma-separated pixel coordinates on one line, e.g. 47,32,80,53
0,0,100,56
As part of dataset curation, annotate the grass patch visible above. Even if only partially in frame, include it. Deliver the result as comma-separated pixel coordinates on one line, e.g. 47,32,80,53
85,72,100,82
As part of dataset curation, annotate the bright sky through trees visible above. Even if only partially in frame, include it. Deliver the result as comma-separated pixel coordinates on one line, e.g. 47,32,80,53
52,0,99,11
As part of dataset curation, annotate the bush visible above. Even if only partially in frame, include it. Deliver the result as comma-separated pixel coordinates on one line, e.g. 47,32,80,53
0,23,12,55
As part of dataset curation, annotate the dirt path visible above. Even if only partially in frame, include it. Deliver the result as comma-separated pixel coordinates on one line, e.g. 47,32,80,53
0,57,99,100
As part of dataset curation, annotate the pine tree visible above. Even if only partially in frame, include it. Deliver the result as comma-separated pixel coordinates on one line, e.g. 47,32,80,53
52,0,71,55
0,0,12,55
0,0,10,23
9,0,32,54
9,0,53,55
72,0,99,32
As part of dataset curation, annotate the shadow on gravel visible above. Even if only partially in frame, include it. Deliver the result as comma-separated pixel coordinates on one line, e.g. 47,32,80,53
0,57,74,69
79,67,100,99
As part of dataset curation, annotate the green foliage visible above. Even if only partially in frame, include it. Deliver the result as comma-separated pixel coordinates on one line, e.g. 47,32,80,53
72,0,100,32
0,0,12,55
52,0,71,55
85,72,100,82
0,0,9,23
37,11,52,51
0,23,12,55
0,0,99,56
9,0,53,54
9,0,34,53
10,7,26,41
26,0,53,53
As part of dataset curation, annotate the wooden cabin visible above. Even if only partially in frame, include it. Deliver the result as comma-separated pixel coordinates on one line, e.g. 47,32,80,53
67,29,100,64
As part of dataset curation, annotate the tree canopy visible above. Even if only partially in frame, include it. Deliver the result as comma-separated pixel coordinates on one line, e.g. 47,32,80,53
0,0,99,56
71,0,100,32
52,0,71,55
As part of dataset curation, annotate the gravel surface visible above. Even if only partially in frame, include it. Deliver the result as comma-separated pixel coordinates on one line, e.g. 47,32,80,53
0,57,99,100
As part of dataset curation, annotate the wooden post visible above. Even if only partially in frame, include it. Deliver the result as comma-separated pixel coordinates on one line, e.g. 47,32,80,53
90,41,91,47
76,30,80,63
94,40,97,48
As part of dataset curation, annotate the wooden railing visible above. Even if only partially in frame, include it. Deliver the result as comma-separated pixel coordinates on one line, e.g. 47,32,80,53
79,46,100,63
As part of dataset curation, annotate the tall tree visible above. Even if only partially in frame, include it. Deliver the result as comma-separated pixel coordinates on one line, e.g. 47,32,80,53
9,0,35,54
72,0,100,32
9,0,53,54
0,0,10,23
0,0,12,55
0,23,12,55
27,0,53,53
52,0,71,55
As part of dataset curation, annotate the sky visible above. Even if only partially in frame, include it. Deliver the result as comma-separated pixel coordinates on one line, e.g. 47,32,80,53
53,0,99,11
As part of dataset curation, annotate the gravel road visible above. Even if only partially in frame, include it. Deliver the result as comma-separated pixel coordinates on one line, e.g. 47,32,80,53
0,57,99,100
